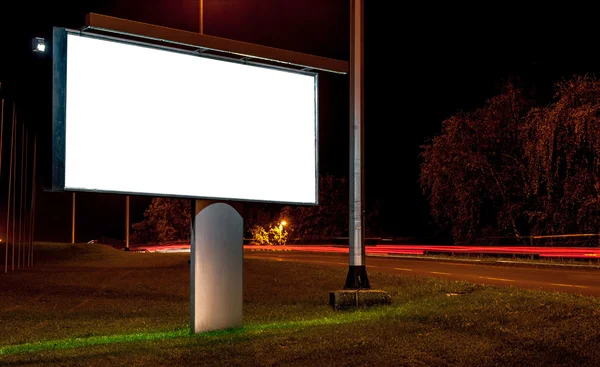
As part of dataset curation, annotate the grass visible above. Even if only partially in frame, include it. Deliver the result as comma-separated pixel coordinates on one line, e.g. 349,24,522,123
2,243,600,366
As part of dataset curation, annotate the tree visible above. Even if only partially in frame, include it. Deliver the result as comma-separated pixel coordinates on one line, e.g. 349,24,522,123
131,197,190,244
420,82,531,243
248,223,289,246
522,75,600,238
421,75,600,244
243,204,278,235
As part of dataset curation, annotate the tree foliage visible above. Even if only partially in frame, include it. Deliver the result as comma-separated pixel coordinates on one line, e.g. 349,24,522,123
249,224,289,245
243,204,277,234
421,82,530,243
280,174,382,238
522,76,600,236
131,198,189,244
132,174,383,244
281,174,349,238
421,75,600,243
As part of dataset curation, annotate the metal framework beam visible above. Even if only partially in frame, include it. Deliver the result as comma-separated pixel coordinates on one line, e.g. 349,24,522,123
84,13,348,74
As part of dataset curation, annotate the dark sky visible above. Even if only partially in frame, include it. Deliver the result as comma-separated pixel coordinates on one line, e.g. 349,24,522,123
0,1,598,241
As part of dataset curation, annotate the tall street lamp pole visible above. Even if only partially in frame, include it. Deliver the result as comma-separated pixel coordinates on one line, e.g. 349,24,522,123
345,0,370,289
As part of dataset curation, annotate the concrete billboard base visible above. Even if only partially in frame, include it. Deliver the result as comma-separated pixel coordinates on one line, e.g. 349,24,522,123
191,201,243,333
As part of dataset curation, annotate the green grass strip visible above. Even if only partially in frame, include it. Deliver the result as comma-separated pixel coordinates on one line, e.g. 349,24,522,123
0,305,402,356
0,329,189,356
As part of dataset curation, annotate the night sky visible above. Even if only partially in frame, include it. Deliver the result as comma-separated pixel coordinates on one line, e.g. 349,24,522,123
0,1,597,242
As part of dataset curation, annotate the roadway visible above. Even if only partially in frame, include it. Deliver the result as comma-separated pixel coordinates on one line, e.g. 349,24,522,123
244,250,600,297
139,243,600,259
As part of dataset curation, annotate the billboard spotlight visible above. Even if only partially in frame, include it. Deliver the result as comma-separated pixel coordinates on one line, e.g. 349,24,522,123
32,37,46,53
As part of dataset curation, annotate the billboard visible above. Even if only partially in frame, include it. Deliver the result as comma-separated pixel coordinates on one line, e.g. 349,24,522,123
52,28,318,204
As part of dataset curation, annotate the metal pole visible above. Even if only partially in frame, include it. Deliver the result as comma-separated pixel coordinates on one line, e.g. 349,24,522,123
0,98,4,272
71,192,75,244
0,98,4,177
200,0,204,35
345,0,370,289
11,120,16,271
5,103,14,273
29,136,36,266
125,195,130,250
23,130,28,266
18,122,24,268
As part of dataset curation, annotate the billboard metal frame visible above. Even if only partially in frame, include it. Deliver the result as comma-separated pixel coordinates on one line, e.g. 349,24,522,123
52,27,320,206
83,13,348,75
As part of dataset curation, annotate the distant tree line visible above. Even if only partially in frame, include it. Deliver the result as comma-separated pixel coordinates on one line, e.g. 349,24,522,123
239,174,382,244
131,174,382,244
421,75,600,244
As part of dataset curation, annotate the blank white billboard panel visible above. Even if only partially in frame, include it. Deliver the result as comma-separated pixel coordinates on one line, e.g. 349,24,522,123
53,30,317,204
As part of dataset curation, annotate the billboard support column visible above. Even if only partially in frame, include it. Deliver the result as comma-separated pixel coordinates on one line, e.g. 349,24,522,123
71,192,75,244
345,0,370,289
190,200,243,334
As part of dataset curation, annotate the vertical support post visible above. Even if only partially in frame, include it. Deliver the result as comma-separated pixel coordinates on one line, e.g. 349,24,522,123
11,121,16,271
18,122,24,268
71,192,76,244
29,136,37,267
0,98,4,272
345,0,370,289
125,195,130,251
5,104,15,273
190,200,243,333
0,98,4,176
23,130,28,266
199,0,204,35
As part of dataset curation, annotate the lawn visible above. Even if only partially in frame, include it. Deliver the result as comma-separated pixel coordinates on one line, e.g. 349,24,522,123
1,243,600,366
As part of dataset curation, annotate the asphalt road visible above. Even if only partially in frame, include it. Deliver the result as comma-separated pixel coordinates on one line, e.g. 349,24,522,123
245,251,600,297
